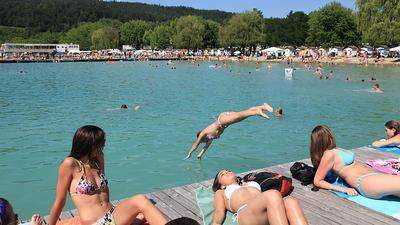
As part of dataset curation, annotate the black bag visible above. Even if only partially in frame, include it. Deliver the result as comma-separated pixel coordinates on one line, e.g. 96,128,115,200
290,162,315,186
242,171,293,197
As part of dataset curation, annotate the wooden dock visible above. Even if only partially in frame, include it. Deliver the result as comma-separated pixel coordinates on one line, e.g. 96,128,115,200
44,146,400,225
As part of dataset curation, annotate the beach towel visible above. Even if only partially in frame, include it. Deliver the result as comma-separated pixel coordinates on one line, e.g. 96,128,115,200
326,172,400,220
375,145,400,154
195,187,237,225
366,158,400,175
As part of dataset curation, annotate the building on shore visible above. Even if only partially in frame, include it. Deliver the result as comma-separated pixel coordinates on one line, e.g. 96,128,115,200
1,43,79,54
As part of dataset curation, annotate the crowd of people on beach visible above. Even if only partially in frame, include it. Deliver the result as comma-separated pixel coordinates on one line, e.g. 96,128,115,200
1,46,400,65
1,100,399,225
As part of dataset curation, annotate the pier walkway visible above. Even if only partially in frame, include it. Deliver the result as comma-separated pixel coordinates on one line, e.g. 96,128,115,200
43,146,400,225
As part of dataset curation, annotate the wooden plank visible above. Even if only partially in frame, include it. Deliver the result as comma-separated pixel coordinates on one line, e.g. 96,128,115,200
144,193,179,221
152,190,200,219
162,188,200,216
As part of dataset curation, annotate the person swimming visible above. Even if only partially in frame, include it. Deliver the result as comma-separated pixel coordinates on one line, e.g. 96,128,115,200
107,104,140,111
275,107,283,118
121,104,128,109
184,103,273,160
371,83,383,93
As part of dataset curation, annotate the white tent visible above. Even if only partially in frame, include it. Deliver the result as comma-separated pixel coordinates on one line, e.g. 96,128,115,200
262,47,284,57
389,46,400,52
108,49,123,54
233,50,241,56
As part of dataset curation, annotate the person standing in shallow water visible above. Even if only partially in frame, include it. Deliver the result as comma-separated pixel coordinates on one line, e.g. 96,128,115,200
48,125,167,225
184,103,273,160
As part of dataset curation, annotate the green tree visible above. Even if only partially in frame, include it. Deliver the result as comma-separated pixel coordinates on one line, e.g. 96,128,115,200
144,24,173,49
264,11,309,47
120,20,152,48
356,0,400,46
203,20,220,48
59,22,106,50
172,16,206,49
219,9,264,50
306,2,359,47
91,27,119,49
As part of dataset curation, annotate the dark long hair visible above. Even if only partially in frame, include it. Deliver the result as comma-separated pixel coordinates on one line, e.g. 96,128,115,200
69,125,105,162
310,125,336,168
212,171,222,192
0,198,16,225
385,120,400,136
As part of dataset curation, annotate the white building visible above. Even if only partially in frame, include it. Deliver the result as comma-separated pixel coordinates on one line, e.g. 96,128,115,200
1,43,79,53
56,44,80,53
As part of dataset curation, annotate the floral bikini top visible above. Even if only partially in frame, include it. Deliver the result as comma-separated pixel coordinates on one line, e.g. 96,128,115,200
73,160,108,195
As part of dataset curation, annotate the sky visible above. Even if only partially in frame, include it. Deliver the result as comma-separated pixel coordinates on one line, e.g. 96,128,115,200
120,0,356,18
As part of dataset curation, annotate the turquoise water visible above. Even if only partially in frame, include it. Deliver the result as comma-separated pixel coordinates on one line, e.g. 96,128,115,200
0,61,399,218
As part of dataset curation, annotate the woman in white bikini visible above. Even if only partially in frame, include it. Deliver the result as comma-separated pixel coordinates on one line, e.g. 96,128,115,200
212,170,308,225
185,103,274,160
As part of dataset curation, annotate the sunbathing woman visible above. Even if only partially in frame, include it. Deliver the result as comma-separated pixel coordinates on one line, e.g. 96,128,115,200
372,120,400,147
0,198,43,225
212,170,308,225
48,125,167,225
184,103,273,160
310,125,400,198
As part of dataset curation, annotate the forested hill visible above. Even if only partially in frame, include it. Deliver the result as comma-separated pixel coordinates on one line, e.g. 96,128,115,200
0,0,233,32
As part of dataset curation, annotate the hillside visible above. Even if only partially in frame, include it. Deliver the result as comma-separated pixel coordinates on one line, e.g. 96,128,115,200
0,0,233,33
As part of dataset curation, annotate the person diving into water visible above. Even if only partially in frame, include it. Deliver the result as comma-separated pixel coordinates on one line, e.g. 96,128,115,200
184,103,273,160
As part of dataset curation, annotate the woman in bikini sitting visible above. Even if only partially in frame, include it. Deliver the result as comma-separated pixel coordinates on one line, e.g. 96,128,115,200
212,170,308,225
48,125,167,225
372,120,400,147
311,125,400,198
184,103,274,160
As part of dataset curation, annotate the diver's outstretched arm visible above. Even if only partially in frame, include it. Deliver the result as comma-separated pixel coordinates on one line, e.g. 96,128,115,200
197,140,213,160
185,132,206,160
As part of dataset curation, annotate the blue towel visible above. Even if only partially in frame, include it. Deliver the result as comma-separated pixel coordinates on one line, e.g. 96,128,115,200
375,145,400,154
195,187,237,225
326,172,400,219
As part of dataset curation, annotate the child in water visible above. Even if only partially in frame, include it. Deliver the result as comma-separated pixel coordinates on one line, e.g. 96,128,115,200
372,83,383,93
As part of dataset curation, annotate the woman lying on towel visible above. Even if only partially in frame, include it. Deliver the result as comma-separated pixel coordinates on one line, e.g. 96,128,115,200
48,125,167,225
311,125,400,199
185,103,274,160
372,120,400,148
211,170,308,225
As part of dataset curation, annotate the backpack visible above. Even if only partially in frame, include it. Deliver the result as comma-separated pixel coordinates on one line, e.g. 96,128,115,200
290,162,315,186
241,171,293,197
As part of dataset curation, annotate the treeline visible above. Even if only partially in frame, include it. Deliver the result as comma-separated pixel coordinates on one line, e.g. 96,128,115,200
0,0,233,32
1,1,399,50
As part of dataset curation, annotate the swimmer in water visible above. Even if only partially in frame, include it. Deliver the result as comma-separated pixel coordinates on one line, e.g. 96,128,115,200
372,83,383,93
184,103,274,160
275,107,283,118
267,63,272,70
107,104,140,111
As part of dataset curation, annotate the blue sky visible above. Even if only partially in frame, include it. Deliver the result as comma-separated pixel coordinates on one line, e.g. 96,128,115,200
121,0,356,18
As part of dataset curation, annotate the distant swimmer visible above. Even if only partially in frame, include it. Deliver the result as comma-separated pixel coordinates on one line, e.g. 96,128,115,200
371,77,376,81
19,69,27,74
275,107,283,118
107,104,141,111
184,103,273,160
267,63,272,70
372,83,383,93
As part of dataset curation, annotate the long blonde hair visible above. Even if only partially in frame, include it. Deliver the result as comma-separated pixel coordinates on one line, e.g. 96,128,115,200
310,125,336,168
